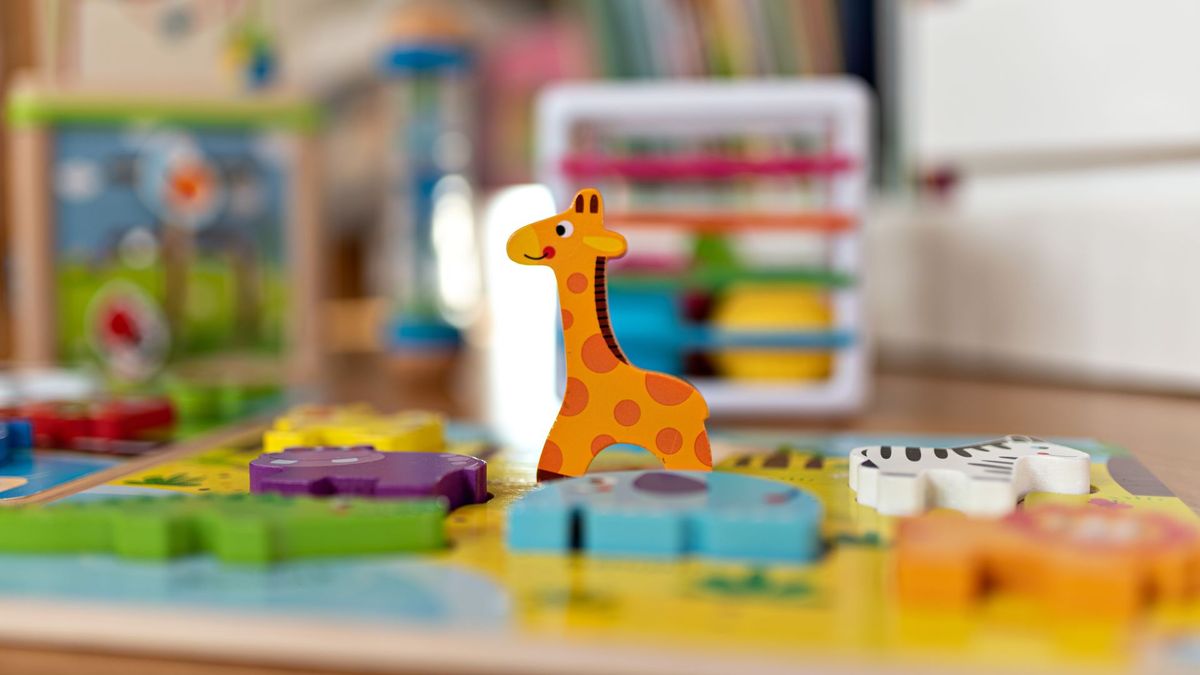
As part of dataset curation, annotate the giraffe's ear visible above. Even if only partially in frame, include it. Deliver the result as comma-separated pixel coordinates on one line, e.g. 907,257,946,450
571,189,602,214
584,231,627,257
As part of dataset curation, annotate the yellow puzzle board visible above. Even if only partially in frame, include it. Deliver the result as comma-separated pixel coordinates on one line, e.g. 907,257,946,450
8,422,1200,673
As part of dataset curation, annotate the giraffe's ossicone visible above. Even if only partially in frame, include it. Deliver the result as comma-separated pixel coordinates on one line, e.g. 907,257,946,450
507,188,713,481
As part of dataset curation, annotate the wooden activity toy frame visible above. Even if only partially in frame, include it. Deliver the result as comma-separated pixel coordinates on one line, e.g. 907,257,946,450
5,77,325,385
528,79,871,416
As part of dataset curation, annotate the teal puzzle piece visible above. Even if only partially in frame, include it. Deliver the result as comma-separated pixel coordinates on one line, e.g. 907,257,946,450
508,471,822,563
0,493,446,564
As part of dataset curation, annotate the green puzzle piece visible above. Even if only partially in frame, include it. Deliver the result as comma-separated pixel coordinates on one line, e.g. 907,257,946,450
0,494,446,565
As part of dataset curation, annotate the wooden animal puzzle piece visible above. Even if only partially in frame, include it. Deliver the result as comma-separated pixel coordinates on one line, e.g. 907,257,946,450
507,188,712,479
0,494,446,564
165,378,280,423
896,505,1200,618
508,470,822,562
849,435,1090,516
250,445,486,510
0,419,33,466
16,397,175,451
263,404,444,453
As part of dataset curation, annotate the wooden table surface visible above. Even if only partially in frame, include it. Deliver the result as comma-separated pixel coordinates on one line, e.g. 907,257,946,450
2,369,1198,673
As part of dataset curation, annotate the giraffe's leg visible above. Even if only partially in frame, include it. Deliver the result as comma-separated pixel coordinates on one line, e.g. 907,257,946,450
656,422,714,472
536,417,598,481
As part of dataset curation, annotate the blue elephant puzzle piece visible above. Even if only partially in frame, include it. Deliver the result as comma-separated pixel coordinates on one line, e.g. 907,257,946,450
508,470,822,563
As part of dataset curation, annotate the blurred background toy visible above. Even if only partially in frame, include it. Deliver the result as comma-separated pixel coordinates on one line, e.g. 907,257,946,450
223,5,278,90
379,3,479,356
499,79,870,417
6,78,324,389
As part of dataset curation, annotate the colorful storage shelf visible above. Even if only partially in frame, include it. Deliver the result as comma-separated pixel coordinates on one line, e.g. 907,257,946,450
533,80,870,416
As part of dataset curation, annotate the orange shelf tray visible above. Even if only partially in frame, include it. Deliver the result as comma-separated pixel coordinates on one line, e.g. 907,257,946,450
603,211,854,233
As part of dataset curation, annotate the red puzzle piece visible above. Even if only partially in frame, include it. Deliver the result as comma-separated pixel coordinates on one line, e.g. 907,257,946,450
16,398,175,451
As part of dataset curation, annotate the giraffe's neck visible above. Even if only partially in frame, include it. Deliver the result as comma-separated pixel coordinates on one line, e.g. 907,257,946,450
557,257,627,371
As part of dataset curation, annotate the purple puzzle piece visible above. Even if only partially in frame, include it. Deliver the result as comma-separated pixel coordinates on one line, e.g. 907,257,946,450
249,446,487,510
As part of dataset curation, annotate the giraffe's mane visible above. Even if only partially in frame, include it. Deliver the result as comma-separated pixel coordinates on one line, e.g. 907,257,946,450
594,257,628,365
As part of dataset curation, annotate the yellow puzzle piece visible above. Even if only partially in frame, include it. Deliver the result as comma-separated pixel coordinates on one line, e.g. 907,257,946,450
263,404,444,453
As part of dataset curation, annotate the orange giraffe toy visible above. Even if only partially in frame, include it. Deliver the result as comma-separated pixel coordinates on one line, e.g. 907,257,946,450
507,188,712,480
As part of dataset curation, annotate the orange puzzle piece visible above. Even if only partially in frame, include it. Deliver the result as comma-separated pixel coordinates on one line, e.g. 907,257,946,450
507,188,712,480
896,504,1200,618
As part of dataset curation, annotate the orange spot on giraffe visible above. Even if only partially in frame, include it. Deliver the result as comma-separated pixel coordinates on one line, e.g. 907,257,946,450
645,373,694,406
567,273,588,293
561,309,573,330
561,378,588,416
656,428,683,455
614,400,641,426
694,430,712,466
540,440,563,472
581,334,619,373
591,434,615,456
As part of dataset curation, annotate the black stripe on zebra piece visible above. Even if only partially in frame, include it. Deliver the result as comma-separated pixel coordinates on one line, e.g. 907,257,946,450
934,448,948,459
953,448,972,458
1000,456,1018,460
969,462,1012,472
905,447,922,461
861,459,878,469
880,447,892,460
976,459,1013,465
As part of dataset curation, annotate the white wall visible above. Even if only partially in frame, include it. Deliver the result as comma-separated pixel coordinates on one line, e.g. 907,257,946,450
879,0,1200,390
905,0,1200,163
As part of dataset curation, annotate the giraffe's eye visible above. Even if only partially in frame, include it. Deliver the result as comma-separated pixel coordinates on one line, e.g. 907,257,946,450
555,220,574,238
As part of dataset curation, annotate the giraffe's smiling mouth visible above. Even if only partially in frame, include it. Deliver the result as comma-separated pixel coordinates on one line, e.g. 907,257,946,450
524,246,556,261
523,253,548,260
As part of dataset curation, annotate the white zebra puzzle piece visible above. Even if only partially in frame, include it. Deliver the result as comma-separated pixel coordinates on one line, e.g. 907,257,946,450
848,436,1091,516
